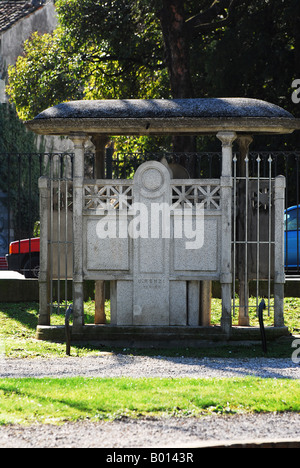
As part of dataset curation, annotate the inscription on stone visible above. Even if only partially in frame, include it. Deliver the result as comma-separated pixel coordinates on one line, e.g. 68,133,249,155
137,277,167,289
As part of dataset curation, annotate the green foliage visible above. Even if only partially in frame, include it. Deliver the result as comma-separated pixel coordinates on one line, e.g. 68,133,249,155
192,0,300,150
56,0,163,72
5,0,300,152
0,103,37,152
0,103,41,238
6,1,169,121
6,30,86,121
192,0,296,109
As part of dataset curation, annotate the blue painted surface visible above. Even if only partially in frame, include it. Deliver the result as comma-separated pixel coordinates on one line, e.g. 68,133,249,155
285,205,300,268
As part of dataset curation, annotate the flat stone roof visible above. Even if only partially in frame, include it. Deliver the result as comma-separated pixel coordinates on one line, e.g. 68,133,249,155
26,98,300,136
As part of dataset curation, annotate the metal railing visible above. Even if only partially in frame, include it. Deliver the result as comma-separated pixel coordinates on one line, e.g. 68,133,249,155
107,150,300,276
1,149,299,270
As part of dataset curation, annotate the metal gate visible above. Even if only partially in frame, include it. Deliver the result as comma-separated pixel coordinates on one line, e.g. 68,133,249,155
107,150,298,328
38,153,74,317
232,152,286,326
1,150,299,327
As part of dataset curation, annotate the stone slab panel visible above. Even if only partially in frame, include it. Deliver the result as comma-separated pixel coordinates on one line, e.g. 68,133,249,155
86,218,129,271
110,280,133,325
169,281,187,326
173,218,219,272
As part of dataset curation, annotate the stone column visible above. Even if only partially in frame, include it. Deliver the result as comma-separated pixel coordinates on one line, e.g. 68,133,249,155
132,161,171,325
217,131,237,336
236,135,253,326
91,135,109,324
38,176,50,325
274,175,286,327
199,280,212,326
69,133,87,328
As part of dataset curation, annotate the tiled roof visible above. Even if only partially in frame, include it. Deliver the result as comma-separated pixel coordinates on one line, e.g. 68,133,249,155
0,1,46,34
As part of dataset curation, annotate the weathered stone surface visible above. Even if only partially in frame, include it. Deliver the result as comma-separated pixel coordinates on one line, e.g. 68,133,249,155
34,98,290,335
85,218,129,271
132,162,171,326
35,324,290,347
26,98,299,136
82,160,225,326
33,98,294,119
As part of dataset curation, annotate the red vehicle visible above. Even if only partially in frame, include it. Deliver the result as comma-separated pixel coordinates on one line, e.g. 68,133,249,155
6,238,40,278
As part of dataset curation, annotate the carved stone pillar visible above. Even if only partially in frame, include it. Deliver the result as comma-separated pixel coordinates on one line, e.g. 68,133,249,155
217,131,237,336
274,175,286,327
69,133,87,328
38,176,50,325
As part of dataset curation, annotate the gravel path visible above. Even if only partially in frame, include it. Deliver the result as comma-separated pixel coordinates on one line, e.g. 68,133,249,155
1,413,300,448
0,354,299,448
1,354,300,379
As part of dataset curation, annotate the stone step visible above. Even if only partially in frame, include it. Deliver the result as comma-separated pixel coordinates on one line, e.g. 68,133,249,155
36,324,289,348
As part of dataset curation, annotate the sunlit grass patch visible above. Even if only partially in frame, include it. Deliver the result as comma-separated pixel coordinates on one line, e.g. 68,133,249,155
0,377,299,425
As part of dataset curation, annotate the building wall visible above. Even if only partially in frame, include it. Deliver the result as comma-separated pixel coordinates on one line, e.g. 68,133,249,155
0,1,57,103
0,1,73,152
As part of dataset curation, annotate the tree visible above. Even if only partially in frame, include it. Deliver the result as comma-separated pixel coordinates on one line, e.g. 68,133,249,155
157,0,239,99
0,103,41,239
7,0,170,121
5,0,241,120
7,0,300,152
7,30,90,121
188,0,300,150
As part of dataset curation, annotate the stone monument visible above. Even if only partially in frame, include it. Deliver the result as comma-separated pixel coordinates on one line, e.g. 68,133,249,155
25,98,300,345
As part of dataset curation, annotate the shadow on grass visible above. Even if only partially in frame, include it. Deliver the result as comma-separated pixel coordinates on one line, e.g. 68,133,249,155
0,379,104,422
0,302,39,331
0,301,296,359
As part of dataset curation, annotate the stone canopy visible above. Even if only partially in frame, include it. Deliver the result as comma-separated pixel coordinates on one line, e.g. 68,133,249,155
33,97,293,343
26,97,300,136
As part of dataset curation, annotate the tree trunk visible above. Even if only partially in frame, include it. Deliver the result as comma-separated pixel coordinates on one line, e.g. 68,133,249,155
158,0,197,174
293,2,300,80
158,0,194,98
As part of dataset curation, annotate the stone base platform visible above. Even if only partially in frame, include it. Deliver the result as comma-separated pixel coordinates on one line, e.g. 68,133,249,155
36,324,290,349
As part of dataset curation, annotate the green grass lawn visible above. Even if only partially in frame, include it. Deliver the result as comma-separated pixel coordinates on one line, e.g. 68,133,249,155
0,298,299,358
0,376,299,425
0,299,299,425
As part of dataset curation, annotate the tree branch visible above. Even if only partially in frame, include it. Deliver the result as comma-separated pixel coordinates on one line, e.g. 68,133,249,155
186,0,239,31
82,52,163,70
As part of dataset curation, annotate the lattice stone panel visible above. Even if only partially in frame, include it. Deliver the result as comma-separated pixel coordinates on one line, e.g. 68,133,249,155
170,182,221,210
84,182,133,210
84,180,221,211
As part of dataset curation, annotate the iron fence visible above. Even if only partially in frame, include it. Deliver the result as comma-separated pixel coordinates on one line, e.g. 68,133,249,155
108,150,300,277
0,150,299,283
0,152,73,278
